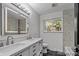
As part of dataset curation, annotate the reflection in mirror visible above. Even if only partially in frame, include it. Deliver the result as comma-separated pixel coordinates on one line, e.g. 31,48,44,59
18,19,26,34
5,8,28,34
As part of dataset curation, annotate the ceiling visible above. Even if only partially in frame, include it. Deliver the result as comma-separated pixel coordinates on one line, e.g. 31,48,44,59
28,3,74,15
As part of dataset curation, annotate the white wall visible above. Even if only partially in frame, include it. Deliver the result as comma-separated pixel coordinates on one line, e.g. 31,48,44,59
22,3,40,38
40,4,74,52
0,3,40,44
40,11,63,52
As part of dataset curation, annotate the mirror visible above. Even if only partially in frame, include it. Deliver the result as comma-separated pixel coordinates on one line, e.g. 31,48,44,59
5,8,28,34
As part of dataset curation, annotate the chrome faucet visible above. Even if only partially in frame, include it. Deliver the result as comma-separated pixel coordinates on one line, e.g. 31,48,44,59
6,36,14,45
27,34,32,40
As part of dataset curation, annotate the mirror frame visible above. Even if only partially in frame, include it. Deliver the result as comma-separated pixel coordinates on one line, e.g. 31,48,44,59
4,7,28,34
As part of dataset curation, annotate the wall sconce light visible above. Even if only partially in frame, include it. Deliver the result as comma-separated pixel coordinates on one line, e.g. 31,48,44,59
11,3,31,15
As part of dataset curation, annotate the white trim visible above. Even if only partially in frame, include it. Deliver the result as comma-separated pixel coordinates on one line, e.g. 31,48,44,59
6,31,18,33
2,4,4,35
5,7,7,33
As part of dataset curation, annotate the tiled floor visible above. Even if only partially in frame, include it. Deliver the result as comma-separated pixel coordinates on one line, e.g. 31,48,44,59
43,49,66,56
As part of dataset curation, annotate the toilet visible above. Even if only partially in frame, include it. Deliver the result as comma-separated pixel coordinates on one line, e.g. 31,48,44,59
43,42,48,53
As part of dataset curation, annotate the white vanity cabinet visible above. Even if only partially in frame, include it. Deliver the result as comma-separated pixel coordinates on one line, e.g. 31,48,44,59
21,48,30,56
11,39,43,56
29,40,43,56
12,48,30,56
36,40,43,56
0,38,43,56
29,43,37,56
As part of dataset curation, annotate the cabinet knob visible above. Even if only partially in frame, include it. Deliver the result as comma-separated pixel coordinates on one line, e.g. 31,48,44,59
19,54,22,56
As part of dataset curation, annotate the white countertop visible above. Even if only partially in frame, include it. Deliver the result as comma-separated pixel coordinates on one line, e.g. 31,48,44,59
0,38,42,56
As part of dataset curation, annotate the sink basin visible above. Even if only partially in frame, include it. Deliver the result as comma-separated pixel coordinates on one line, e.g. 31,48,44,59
20,40,31,43
0,43,26,53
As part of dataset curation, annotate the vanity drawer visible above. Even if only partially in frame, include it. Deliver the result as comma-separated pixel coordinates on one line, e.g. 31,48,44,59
30,43,37,50
29,43,38,56
33,53,37,56
29,40,43,56
33,49,36,53
32,44,37,49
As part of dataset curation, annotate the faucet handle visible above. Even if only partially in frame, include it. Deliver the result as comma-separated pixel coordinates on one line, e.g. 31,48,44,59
6,36,14,45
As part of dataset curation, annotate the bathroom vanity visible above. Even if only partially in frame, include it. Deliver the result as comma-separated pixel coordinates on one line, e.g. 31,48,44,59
0,3,43,56
0,38,43,56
